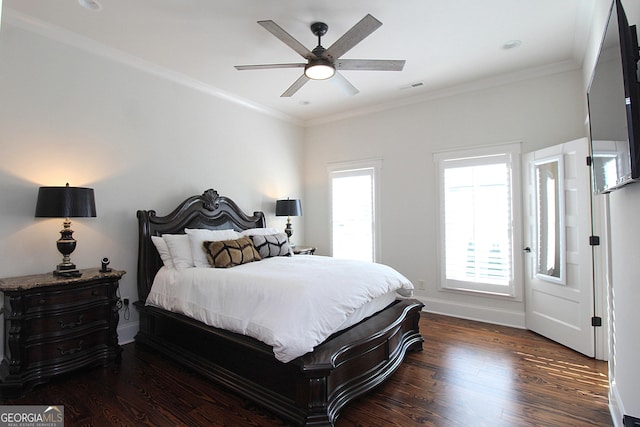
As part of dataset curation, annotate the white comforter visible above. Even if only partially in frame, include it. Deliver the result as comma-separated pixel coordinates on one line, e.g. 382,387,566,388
146,255,414,363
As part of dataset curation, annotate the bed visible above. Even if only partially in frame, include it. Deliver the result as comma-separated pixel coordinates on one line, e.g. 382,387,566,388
134,189,424,426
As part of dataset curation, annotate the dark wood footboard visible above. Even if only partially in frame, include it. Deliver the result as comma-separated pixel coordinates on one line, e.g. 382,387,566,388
134,298,424,426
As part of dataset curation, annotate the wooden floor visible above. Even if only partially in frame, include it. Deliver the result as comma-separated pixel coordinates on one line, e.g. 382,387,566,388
4,312,611,426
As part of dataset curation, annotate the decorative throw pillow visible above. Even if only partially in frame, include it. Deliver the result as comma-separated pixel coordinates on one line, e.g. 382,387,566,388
250,233,291,258
203,236,261,268
185,228,241,268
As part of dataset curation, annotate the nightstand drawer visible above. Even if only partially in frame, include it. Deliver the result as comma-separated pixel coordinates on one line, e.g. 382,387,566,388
27,304,111,339
25,328,111,367
23,282,112,313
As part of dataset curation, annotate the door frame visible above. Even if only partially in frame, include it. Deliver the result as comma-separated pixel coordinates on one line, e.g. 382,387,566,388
591,190,610,361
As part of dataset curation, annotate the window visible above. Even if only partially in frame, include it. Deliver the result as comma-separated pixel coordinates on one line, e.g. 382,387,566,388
329,160,381,262
434,144,522,298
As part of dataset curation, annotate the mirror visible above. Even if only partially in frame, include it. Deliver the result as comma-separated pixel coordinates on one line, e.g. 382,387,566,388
534,156,565,284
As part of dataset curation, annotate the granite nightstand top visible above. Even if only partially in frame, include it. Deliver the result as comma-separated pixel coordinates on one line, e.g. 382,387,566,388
0,268,126,292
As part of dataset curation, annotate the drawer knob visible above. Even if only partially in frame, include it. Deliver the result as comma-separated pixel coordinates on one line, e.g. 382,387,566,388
59,315,84,329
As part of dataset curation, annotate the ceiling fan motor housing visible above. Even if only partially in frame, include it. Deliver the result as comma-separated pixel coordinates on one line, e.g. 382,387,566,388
312,45,326,57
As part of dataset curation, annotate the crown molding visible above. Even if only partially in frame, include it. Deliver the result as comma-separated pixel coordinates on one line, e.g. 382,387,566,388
305,59,582,127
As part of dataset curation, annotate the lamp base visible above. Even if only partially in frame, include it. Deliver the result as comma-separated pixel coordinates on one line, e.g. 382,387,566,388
54,219,82,277
284,217,293,241
54,263,81,278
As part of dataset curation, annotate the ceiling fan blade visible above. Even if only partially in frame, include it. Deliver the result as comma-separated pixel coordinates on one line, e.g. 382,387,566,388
235,63,306,71
323,14,382,61
335,59,406,71
281,74,310,97
331,72,359,96
258,20,314,59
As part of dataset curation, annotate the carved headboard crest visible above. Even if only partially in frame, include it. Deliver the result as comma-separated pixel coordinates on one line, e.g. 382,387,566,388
202,189,220,211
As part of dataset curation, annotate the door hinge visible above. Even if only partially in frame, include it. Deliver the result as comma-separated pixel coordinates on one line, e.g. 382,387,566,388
592,316,602,327
589,235,600,246
586,156,592,166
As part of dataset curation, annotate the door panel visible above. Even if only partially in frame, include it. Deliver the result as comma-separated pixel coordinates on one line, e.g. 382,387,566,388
524,138,595,357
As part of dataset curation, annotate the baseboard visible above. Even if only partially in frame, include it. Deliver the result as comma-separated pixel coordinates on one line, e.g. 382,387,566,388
117,321,139,345
415,296,525,328
610,381,625,427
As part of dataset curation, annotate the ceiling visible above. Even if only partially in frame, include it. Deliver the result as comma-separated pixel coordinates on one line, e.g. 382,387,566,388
3,0,596,125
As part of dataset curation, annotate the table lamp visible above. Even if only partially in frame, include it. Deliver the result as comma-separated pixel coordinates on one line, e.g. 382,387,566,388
275,198,302,242
35,183,96,277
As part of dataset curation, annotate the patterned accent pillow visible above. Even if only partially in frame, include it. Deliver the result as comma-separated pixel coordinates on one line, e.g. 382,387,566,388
250,233,291,258
202,237,261,268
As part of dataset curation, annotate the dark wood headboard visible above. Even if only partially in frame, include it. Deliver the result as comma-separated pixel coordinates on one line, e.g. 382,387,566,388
136,189,266,302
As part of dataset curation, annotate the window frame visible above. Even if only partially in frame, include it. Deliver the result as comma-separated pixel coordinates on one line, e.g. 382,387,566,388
328,159,382,262
434,143,523,300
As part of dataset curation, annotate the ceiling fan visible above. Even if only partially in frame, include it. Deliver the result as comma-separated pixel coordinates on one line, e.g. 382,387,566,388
234,14,406,97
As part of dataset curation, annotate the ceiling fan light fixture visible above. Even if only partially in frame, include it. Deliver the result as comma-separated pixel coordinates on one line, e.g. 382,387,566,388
304,60,335,80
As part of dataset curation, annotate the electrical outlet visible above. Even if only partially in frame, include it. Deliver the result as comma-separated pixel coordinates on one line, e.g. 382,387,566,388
418,280,426,290
123,298,129,306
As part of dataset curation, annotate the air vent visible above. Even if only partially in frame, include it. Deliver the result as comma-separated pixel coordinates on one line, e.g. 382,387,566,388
400,81,424,90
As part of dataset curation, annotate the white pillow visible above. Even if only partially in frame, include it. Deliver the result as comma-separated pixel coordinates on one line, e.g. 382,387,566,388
151,235,175,269
162,234,194,270
185,228,241,268
240,227,280,237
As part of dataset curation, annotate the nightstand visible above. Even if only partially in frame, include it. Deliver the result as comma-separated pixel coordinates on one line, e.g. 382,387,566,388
0,268,125,398
293,246,316,255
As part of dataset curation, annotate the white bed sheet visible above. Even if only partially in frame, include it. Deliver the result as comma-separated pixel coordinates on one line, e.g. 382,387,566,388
146,255,414,363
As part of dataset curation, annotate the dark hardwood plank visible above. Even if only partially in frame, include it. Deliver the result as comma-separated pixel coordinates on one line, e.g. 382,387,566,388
3,312,611,426
339,313,610,427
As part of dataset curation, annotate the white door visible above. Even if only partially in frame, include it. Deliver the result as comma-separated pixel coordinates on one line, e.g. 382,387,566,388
523,138,595,357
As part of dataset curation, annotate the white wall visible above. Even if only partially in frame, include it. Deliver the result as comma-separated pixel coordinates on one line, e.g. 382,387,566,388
584,0,640,422
304,69,586,327
608,186,640,421
0,24,304,342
